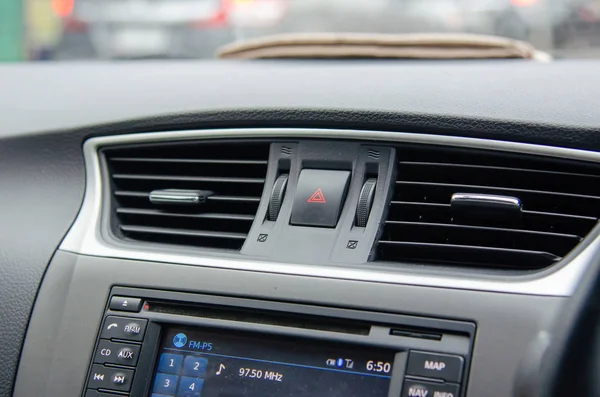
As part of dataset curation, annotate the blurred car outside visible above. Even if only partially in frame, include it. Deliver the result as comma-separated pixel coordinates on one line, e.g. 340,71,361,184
553,0,600,48
51,0,288,59
383,0,559,45
391,0,600,51
17,0,600,60
230,0,554,48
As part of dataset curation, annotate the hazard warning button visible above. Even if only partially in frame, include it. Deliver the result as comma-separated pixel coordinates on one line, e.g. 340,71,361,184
291,169,351,228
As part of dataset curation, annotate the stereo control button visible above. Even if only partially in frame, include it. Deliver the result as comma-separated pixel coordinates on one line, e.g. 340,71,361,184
406,351,464,382
109,296,142,312
100,316,148,342
402,379,460,397
94,339,141,366
88,364,134,392
85,390,127,397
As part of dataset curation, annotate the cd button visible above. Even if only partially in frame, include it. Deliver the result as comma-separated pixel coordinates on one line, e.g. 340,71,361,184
94,339,141,366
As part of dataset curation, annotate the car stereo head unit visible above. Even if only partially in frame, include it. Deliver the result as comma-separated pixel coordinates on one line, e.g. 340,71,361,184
83,287,474,397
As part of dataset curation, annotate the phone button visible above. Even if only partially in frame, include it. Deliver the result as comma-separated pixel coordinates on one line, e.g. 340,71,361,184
100,316,148,342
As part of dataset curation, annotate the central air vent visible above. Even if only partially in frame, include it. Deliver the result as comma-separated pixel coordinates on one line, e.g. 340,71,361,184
104,141,270,250
377,145,600,270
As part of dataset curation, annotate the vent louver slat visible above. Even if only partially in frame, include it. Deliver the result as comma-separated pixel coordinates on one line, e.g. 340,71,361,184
118,225,248,240
116,208,256,221
111,157,268,165
105,141,270,250
112,174,265,184
377,146,600,270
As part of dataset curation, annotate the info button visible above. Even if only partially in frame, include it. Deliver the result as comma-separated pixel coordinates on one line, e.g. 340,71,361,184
290,169,351,228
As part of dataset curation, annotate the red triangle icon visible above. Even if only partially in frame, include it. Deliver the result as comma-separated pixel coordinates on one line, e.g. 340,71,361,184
307,188,327,203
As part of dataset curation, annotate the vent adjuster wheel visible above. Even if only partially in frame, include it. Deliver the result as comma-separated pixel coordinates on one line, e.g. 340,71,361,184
355,178,377,227
268,174,289,221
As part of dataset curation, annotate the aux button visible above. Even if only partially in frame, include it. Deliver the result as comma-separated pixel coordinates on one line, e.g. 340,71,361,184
94,340,141,366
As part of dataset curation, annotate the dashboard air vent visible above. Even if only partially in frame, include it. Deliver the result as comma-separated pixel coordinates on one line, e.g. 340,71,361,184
377,145,600,270
104,141,270,250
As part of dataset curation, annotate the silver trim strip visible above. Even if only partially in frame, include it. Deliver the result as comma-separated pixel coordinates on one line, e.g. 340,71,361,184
60,128,600,296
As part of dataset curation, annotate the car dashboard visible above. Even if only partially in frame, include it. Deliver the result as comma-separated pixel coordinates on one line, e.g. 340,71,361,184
2,60,600,397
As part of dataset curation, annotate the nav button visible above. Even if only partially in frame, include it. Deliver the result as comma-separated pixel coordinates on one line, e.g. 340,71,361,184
402,380,459,397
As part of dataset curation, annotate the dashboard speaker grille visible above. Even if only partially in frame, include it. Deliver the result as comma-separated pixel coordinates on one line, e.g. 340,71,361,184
104,141,270,250
377,145,600,270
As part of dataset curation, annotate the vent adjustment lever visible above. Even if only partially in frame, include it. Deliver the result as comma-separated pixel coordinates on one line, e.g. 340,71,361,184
451,193,522,216
149,189,213,205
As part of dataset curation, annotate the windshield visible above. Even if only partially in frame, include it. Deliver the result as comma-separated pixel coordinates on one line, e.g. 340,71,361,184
3,0,600,61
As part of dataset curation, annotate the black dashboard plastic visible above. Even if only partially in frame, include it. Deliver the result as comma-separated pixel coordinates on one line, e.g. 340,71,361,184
2,61,600,150
2,60,600,397
0,133,85,397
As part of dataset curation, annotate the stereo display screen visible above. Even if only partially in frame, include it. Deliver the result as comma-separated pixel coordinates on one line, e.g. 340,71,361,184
149,326,395,397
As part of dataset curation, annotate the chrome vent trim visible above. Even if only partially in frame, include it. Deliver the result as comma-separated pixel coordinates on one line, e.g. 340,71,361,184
60,128,600,297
